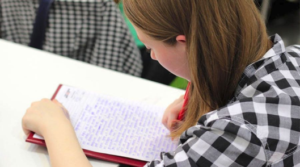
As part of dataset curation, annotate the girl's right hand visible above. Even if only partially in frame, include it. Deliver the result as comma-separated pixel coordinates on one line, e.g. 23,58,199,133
162,95,185,131
23,99,92,167
22,99,71,137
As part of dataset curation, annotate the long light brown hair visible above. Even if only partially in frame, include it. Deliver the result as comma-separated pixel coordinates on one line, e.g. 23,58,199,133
124,0,271,138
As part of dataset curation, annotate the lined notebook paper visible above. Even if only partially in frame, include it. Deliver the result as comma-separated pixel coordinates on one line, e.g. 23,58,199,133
33,85,178,162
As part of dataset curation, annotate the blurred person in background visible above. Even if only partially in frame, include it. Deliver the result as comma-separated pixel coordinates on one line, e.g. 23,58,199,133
0,0,142,76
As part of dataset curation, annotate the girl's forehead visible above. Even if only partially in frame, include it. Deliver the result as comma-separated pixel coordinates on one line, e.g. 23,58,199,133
134,26,153,43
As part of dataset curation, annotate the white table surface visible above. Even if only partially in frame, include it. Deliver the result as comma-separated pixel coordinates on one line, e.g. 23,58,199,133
0,39,184,167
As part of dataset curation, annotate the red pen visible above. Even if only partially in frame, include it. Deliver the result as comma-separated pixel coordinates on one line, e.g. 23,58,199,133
177,82,190,121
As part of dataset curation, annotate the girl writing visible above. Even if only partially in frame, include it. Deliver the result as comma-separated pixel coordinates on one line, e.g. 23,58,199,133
22,0,300,166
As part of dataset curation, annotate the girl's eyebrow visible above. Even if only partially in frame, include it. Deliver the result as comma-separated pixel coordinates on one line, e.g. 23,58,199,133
138,37,146,44
136,33,145,43
137,35,143,42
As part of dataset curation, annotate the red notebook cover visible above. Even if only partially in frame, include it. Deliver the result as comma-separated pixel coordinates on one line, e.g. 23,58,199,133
26,84,147,167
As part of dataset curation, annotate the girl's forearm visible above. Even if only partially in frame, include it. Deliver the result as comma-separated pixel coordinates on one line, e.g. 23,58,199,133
43,123,92,167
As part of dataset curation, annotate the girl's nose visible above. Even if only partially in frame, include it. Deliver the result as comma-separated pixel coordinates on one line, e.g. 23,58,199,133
150,51,157,60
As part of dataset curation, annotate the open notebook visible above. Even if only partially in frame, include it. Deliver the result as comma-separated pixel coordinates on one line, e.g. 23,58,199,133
26,84,178,167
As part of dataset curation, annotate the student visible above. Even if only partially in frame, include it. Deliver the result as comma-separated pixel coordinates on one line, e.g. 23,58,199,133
22,0,300,167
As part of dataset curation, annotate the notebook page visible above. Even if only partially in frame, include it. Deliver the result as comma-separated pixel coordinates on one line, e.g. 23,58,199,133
35,85,178,161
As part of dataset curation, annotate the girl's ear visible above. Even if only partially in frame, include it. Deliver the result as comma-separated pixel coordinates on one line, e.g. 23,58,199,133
176,35,186,43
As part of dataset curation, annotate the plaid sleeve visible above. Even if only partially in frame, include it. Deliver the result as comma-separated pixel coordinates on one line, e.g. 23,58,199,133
145,120,267,167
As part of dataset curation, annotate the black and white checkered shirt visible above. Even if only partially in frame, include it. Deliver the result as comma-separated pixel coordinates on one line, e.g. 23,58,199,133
147,35,300,167
0,0,142,76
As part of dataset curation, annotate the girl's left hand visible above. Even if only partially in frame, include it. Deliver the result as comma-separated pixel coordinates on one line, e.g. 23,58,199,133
22,99,71,137
162,95,184,131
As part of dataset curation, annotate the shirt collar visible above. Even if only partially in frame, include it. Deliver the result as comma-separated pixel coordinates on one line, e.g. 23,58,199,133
259,34,286,60
232,34,286,100
242,34,286,79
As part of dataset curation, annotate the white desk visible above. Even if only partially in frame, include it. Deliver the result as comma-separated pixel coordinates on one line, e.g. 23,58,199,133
0,40,184,167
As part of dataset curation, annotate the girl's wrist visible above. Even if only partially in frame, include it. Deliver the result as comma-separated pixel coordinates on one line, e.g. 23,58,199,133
41,119,90,167
42,119,74,140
